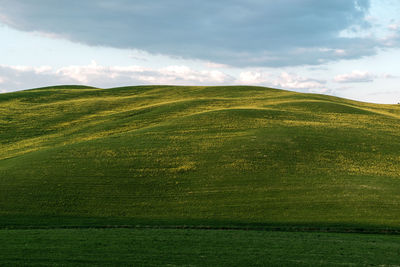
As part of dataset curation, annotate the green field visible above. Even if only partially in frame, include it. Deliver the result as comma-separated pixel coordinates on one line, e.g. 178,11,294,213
2,85,400,265
1,228,400,266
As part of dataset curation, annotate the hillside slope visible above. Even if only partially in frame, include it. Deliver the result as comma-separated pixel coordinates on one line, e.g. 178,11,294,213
1,85,400,229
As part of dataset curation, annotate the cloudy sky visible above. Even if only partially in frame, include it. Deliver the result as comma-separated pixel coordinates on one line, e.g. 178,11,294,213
0,0,399,103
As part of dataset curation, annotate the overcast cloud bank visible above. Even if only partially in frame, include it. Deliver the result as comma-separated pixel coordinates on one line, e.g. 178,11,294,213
1,0,398,67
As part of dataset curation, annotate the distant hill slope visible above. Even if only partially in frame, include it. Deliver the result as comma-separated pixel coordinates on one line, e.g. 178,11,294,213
1,85,400,229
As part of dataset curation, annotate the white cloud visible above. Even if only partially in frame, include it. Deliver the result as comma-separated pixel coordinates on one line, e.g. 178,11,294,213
56,61,107,84
0,62,330,94
334,49,347,56
237,71,327,92
0,62,233,92
274,72,326,90
5,65,53,74
8,65,33,72
382,73,398,79
388,24,400,31
157,65,232,83
238,71,264,84
334,70,376,83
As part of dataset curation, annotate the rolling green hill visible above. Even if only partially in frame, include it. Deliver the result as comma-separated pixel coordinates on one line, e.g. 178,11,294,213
1,85,400,230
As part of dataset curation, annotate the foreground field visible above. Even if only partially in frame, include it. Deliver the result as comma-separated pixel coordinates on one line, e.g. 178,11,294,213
1,85,400,229
1,228,400,266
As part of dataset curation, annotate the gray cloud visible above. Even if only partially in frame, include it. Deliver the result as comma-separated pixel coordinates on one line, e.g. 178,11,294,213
0,0,390,67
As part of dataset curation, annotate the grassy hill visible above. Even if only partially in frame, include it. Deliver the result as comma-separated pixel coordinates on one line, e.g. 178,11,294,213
2,85,400,230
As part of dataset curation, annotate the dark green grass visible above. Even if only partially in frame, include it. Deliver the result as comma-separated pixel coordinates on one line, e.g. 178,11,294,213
1,228,400,266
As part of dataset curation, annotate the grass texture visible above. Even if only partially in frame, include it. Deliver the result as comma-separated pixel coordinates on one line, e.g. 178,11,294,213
1,85,400,229
1,228,400,266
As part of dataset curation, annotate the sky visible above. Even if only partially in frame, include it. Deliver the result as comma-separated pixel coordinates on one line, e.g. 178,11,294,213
0,0,399,103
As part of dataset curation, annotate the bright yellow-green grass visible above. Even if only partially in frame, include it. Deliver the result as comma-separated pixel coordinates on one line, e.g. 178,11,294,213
1,85,400,230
